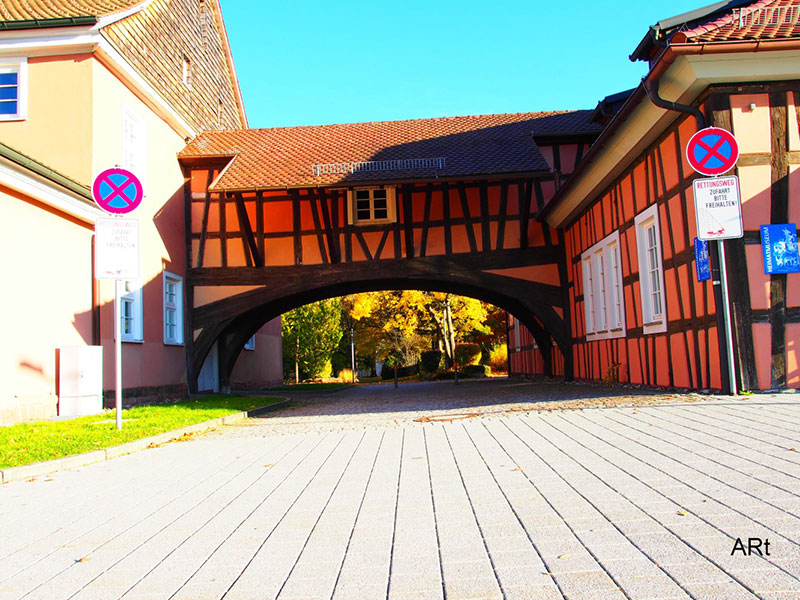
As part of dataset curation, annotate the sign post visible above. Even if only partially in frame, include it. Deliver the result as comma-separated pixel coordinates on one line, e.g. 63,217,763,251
93,168,143,429
688,128,740,395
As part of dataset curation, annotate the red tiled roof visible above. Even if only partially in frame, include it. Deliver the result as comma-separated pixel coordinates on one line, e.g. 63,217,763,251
672,0,800,43
179,111,600,191
0,0,144,20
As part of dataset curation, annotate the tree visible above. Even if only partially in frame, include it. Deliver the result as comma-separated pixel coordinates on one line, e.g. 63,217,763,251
281,298,343,381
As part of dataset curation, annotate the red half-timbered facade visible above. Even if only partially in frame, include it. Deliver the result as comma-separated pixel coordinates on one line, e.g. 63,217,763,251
527,0,800,392
179,113,599,391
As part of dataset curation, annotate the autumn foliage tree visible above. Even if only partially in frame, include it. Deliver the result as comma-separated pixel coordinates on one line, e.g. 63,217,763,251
281,298,343,381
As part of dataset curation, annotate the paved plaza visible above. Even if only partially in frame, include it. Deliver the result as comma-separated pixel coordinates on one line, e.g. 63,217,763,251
1,380,800,599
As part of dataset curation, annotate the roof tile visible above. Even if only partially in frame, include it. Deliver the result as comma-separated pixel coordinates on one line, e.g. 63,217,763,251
673,0,800,43
179,111,600,191
0,0,144,21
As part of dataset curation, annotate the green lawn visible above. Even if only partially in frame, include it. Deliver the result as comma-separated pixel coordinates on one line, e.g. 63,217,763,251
0,395,283,469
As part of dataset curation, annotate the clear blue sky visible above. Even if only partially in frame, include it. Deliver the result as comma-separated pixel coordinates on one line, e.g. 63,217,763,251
222,1,707,129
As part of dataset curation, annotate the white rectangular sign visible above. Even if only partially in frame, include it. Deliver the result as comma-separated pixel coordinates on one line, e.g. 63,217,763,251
693,176,743,241
95,218,140,280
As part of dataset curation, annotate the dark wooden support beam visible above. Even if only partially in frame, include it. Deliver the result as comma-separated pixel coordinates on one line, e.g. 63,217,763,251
769,91,789,389
219,193,228,267
402,184,415,258
420,184,432,257
256,191,265,265
479,182,490,252
318,187,339,263
457,183,478,253
308,189,329,264
496,181,508,251
519,180,531,249
234,192,263,267
442,184,452,255
354,229,373,261
291,189,302,265
375,229,390,261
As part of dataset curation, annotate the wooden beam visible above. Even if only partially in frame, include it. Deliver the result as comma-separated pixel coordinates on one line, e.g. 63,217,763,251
479,181,490,252
402,184,415,258
496,181,508,251
458,183,478,253
234,192,263,267
197,169,214,268
420,183,432,257
291,189,302,265
318,187,340,263
307,189,329,264
442,183,452,255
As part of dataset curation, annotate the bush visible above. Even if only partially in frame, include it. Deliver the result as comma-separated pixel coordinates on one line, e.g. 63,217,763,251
489,345,508,372
420,350,442,373
454,343,481,366
461,364,489,378
338,368,357,383
381,363,420,379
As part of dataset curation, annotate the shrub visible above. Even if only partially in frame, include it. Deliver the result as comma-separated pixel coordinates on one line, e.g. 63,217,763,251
420,350,442,373
381,363,420,379
338,368,357,383
454,343,481,366
461,364,489,377
489,345,508,372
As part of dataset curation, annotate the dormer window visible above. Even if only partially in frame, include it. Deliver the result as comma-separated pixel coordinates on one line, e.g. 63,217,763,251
0,58,27,121
347,186,397,225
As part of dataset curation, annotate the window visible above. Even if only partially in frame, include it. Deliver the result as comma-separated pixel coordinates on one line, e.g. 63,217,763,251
122,106,146,185
120,280,143,343
163,272,183,345
244,335,255,351
581,230,625,340
0,58,27,121
348,187,397,225
635,205,667,334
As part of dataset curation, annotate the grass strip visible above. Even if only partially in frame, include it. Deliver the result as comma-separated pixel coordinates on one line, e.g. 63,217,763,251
0,395,282,469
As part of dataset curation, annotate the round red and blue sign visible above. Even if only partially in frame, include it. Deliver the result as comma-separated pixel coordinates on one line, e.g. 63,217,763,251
686,127,739,176
92,168,143,215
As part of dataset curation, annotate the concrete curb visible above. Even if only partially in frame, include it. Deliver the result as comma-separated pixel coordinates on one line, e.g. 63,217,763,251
0,398,292,485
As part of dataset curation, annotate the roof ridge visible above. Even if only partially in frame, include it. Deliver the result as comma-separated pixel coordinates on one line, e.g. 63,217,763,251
203,110,592,134
678,0,783,40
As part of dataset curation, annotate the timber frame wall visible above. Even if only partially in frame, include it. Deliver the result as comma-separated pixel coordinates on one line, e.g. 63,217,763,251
515,83,800,391
181,136,595,390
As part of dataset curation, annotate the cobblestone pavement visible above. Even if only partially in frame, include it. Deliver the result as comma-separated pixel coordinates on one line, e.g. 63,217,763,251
2,380,800,600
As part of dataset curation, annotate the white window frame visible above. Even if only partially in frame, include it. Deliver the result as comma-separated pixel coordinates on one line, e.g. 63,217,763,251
347,186,397,225
120,280,143,343
122,105,147,187
244,335,255,351
163,272,183,345
635,204,667,335
0,58,27,121
581,230,626,341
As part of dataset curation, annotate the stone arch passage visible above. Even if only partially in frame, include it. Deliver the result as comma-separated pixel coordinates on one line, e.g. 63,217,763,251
189,257,571,392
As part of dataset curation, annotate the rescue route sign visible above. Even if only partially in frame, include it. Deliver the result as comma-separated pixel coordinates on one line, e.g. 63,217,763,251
686,127,739,176
693,176,743,241
94,218,140,279
93,168,143,215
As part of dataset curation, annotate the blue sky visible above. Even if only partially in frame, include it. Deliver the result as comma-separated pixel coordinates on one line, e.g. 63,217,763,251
222,1,707,129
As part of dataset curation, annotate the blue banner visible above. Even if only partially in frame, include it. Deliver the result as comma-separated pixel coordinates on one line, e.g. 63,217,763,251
761,224,800,274
694,237,711,282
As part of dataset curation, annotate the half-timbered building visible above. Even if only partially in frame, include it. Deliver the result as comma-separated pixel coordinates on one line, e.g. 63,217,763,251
524,0,800,392
179,112,600,392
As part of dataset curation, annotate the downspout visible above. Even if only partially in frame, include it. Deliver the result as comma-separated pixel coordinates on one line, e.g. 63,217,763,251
644,64,736,393
643,77,706,129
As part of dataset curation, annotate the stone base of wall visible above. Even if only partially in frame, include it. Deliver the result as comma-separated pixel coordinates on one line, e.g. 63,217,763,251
102,383,189,409
0,393,58,425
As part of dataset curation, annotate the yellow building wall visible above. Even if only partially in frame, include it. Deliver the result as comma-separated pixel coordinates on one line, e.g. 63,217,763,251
0,54,93,185
0,188,94,423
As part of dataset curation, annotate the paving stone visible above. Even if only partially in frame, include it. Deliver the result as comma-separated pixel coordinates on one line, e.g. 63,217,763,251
0,381,796,600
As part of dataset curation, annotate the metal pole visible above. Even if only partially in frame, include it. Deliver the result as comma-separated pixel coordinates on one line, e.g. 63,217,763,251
350,327,355,383
394,364,398,388
717,240,737,395
454,359,459,385
114,279,123,430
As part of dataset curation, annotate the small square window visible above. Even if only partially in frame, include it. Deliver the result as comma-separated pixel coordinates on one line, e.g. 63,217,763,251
348,187,396,225
0,58,27,121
